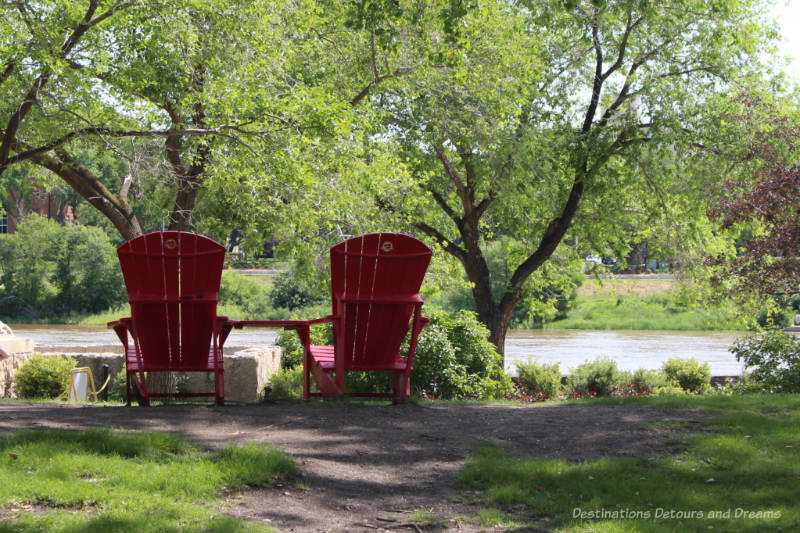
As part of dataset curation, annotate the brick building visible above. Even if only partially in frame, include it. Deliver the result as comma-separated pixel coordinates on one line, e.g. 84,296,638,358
1,187,74,234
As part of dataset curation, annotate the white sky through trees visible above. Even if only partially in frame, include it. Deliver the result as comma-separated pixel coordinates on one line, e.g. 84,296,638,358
772,1,800,82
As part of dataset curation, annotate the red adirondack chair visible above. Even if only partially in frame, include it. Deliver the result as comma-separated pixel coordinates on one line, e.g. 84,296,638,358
108,231,233,406
241,233,432,404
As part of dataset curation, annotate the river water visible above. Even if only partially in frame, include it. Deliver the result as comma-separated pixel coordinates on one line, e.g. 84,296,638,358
10,324,745,376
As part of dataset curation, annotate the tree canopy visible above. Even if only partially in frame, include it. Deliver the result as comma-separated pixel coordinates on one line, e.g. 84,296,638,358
345,0,779,353
0,0,789,356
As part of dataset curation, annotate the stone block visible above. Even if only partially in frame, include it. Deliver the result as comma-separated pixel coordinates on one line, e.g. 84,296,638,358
0,330,35,398
0,350,33,398
30,346,283,403
179,346,282,403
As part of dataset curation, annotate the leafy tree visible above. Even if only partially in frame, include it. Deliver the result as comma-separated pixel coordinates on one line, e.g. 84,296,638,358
351,0,776,356
710,95,800,302
0,1,369,244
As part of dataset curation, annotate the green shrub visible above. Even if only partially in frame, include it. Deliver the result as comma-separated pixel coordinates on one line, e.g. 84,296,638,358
219,270,272,316
729,331,800,393
14,354,77,398
276,323,333,370
651,384,686,396
409,309,511,400
755,306,790,329
107,370,128,402
566,357,623,397
662,358,711,393
266,367,304,400
631,368,668,393
0,216,124,318
269,271,325,310
515,360,562,399
274,308,511,400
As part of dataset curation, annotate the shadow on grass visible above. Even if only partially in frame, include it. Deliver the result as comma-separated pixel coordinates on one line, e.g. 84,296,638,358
458,394,800,532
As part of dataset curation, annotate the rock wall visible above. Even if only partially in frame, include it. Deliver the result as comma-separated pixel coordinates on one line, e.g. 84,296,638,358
37,346,282,403
0,350,33,398
0,333,34,398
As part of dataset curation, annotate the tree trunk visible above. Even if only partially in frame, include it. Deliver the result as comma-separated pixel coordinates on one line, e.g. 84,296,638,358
30,150,143,240
469,267,524,360
168,177,200,231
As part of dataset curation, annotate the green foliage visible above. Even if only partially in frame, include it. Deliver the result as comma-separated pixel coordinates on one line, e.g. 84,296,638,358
273,307,510,400
730,331,800,393
662,358,712,393
266,367,305,400
0,428,294,532
550,293,742,331
566,357,626,397
755,306,791,329
0,216,125,319
14,355,77,399
276,323,333,370
269,270,326,310
107,369,128,403
631,368,669,392
219,270,272,316
514,360,562,399
410,309,511,400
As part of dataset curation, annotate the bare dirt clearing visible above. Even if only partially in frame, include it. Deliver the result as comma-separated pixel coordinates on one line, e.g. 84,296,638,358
0,401,709,532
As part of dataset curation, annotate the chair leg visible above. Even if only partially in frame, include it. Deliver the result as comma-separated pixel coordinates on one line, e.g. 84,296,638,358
303,347,311,401
215,369,224,406
392,371,407,405
136,371,149,407
125,371,132,407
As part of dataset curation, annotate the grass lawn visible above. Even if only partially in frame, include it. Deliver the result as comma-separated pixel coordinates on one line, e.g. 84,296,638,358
458,394,800,532
548,294,743,330
548,277,743,331
0,427,298,533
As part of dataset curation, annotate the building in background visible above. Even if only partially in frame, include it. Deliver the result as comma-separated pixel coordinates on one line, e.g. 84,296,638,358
0,186,74,234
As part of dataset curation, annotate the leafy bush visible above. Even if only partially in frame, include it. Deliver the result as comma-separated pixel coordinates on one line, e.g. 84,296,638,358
790,294,800,313
0,216,124,318
274,307,510,400
729,331,800,393
14,354,77,398
515,360,562,399
662,358,711,393
631,368,668,393
266,367,304,400
409,309,511,400
276,322,333,370
566,357,624,397
219,271,272,316
107,370,128,403
269,271,325,310
755,306,790,329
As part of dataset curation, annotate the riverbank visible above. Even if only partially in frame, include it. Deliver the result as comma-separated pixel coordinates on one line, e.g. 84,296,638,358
547,277,744,331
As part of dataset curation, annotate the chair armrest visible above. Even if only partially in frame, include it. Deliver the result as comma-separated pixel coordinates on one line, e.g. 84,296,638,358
107,317,132,329
108,318,133,352
214,316,236,348
235,315,337,329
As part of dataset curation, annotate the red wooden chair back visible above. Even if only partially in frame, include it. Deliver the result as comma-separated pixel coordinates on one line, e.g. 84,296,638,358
330,233,432,371
117,231,225,372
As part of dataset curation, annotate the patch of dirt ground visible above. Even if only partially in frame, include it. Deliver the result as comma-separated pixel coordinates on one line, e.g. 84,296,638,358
0,401,710,532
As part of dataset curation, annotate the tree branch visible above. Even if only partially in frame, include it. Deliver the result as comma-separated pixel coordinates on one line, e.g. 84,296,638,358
350,66,415,107
414,221,467,263
432,143,469,201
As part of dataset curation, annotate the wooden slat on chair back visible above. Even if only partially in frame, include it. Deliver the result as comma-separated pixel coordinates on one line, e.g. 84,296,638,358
117,232,225,371
330,233,431,370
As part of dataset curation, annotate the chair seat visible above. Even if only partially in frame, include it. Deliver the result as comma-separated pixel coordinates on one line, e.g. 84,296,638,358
126,346,219,372
309,345,409,371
